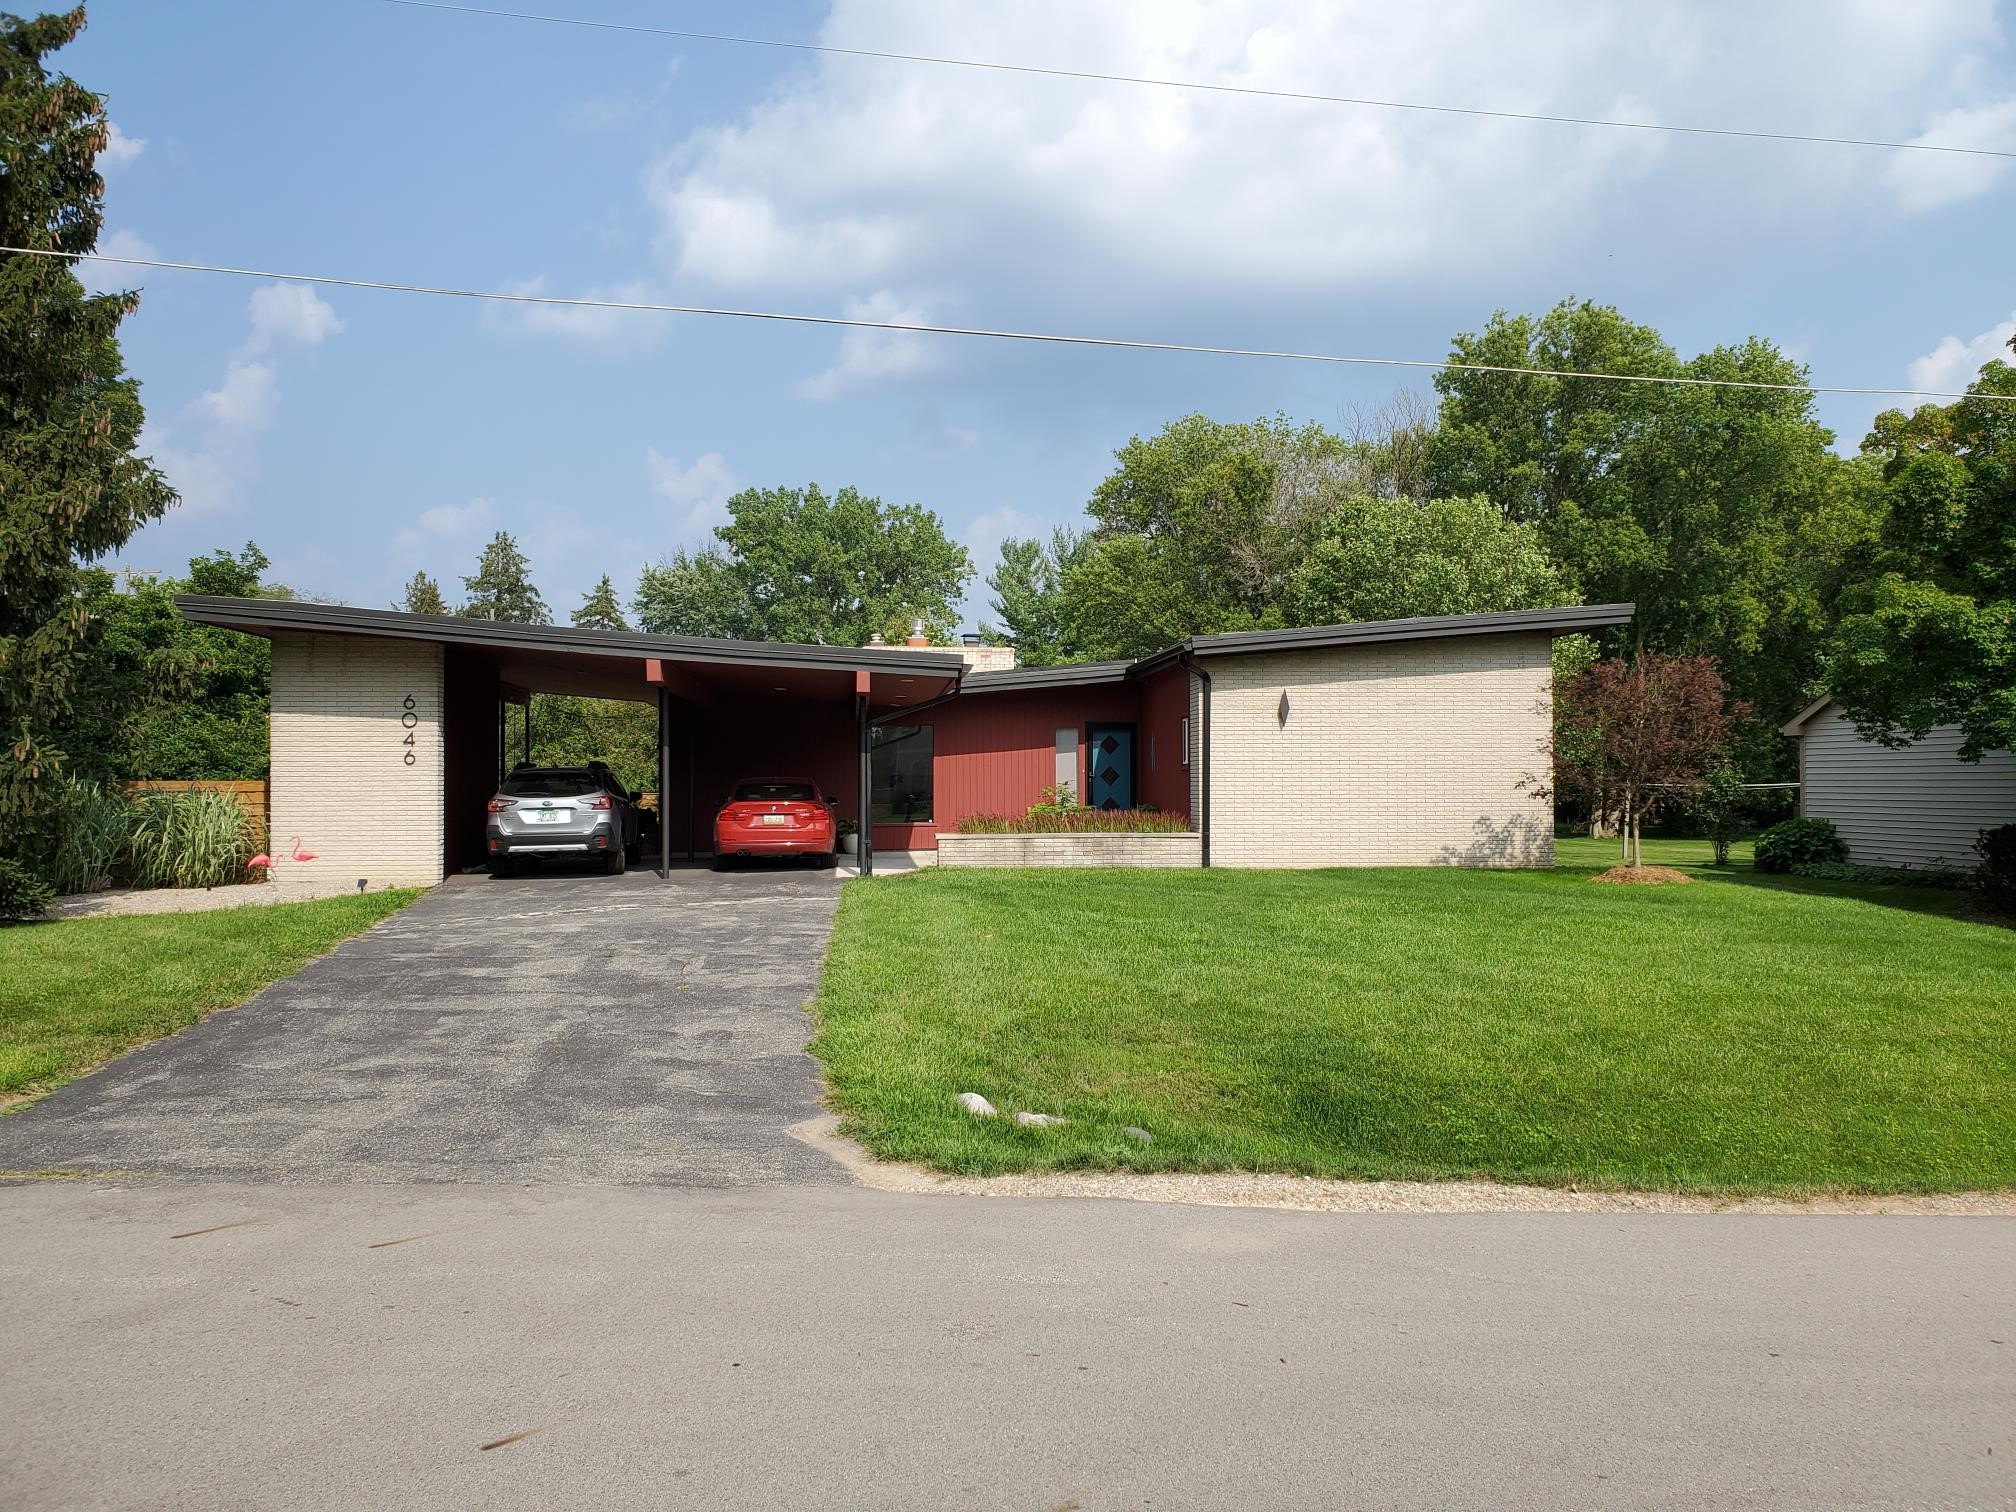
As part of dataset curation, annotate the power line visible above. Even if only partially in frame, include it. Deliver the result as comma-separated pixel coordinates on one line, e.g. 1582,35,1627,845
11,245,1999,403
380,0,2016,162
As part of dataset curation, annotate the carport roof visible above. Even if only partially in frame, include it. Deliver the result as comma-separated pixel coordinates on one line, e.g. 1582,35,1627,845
173,595,970,678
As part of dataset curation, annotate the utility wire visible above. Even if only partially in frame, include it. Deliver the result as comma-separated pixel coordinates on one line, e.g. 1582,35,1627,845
381,0,2016,161
10,246,2001,403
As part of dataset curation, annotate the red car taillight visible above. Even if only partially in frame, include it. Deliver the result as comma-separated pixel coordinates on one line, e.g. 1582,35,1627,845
486,797,514,813
589,795,612,811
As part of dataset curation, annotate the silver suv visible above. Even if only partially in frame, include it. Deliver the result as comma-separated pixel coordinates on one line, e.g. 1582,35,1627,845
486,763,641,877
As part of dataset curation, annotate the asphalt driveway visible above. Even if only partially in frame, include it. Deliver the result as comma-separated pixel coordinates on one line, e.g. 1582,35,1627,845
0,868,849,1186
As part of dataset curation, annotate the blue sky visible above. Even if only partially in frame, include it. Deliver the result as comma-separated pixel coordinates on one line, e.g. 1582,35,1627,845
70,0,2016,626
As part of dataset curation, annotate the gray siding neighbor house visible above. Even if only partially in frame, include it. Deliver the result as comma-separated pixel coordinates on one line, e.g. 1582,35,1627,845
1781,696,2016,868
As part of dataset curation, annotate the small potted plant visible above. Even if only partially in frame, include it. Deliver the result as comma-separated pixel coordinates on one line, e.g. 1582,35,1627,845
836,816,860,856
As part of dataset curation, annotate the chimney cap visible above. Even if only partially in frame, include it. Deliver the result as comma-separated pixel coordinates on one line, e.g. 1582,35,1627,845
960,632,981,647
905,615,930,648
867,631,886,645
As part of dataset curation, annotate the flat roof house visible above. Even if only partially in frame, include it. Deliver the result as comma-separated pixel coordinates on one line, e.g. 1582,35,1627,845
176,596,1634,885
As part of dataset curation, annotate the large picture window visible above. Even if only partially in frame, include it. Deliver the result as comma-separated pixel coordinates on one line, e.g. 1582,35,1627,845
870,724,933,824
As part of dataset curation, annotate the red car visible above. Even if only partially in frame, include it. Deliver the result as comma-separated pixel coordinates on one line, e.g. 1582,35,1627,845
713,778,837,866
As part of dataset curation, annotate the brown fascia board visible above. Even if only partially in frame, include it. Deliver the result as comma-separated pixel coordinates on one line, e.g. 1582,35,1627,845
172,595,970,679
1779,694,1835,737
1127,602,1638,676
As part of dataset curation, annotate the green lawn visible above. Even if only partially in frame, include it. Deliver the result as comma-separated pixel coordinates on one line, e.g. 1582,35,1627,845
0,891,419,1103
809,848,2014,1195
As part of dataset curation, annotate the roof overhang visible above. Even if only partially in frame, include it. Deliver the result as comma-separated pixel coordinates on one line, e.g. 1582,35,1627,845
174,595,966,712
1780,694,1836,737
1128,602,1638,677
960,660,1135,694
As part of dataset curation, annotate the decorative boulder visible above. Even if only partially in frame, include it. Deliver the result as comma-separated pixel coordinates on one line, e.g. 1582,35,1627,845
956,1092,999,1118
1122,1126,1154,1144
1014,1111,1067,1127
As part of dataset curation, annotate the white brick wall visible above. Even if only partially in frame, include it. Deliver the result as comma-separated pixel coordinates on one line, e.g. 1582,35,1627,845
1206,632,1554,868
269,634,446,886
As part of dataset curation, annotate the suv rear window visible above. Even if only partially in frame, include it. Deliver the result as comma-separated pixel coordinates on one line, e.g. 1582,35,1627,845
733,781,816,802
503,769,604,798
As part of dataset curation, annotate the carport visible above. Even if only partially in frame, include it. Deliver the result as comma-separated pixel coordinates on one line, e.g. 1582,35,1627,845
175,597,966,882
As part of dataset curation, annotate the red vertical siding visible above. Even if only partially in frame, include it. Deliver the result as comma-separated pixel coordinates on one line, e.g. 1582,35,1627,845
886,683,1166,843
1136,662,1193,816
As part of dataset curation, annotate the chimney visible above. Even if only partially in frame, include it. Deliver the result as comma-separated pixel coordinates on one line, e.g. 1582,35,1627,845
905,616,929,648
961,632,981,648
867,631,886,646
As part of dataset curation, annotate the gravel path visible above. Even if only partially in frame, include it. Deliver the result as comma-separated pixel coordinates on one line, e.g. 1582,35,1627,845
48,878,406,919
790,1116,2016,1215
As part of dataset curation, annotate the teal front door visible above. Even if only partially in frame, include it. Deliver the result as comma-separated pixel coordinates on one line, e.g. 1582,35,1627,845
1085,724,1135,810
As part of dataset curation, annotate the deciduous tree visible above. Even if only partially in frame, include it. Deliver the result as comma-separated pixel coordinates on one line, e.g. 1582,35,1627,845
1551,652,1745,867
1827,354,2015,759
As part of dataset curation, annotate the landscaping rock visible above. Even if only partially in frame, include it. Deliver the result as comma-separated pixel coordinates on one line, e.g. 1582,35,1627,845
955,1092,999,1118
1015,1111,1067,1127
1122,1126,1154,1144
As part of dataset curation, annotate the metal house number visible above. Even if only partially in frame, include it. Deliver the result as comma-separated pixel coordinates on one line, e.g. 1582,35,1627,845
400,694,419,766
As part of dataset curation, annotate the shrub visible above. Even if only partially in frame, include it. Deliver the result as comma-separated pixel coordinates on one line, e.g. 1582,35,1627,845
125,788,259,889
1689,765,1748,867
1787,860,1970,889
956,810,1192,835
1754,818,1848,873
1974,823,2016,909
42,775,133,895
0,857,56,921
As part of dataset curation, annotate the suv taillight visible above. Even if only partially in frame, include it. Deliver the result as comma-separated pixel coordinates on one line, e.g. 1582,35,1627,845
487,797,514,812
589,795,612,810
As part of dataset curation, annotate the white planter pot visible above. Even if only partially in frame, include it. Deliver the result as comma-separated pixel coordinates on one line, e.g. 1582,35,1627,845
838,833,858,856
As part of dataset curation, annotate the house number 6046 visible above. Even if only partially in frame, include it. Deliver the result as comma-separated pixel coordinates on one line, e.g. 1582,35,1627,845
400,694,419,765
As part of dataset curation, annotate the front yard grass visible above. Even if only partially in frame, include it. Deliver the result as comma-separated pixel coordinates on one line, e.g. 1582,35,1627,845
809,850,2015,1194
0,891,419,1104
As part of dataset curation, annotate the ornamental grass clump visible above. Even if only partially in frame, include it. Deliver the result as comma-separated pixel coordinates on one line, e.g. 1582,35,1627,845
125,789,260,889
43,776,133,895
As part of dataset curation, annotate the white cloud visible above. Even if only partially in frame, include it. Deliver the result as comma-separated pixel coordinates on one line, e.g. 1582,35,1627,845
244,282,344,352
79,228,159,294
646,448,737,535
1883,98,2016,212
100,121,145,169
392,497,497,559
489,274,669,349
197,360,280,430
640,0,2014,313
797,290,944,399
1908,310,2016,396
141,286,344,515
962,503,1041,580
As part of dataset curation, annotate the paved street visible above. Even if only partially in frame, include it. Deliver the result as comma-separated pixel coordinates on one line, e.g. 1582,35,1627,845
2,1179,2010,1510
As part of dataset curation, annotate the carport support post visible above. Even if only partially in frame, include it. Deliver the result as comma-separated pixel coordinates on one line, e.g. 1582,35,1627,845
657,686,672,879
855,672,873,877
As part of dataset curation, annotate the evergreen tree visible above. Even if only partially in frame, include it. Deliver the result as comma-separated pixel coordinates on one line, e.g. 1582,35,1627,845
399,571,447,615
0,7,176,826
572,574,629,631
458,532,548,623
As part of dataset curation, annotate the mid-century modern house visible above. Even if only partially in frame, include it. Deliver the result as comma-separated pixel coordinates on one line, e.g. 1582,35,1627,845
174,596,1635,885
1780,695,2016,868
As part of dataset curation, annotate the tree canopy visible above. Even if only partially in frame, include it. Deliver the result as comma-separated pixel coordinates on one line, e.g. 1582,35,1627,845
572,574,629,631
1826,355,2016,759
635,484,971,645
399,571,447,615
0,7,175,826
57,544,280,782
459,531,548,624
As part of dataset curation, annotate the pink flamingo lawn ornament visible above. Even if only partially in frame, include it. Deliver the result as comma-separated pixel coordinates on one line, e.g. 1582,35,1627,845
248,837,316,873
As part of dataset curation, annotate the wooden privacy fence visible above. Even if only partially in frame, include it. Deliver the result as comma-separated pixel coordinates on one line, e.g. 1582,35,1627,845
123,779,269,838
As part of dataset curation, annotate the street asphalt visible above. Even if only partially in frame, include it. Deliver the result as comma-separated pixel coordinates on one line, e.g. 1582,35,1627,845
1,1179,2010,1510
3,868,2011,1508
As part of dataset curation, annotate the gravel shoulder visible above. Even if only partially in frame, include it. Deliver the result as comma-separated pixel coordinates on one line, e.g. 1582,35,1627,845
790,1116,2016,1215
50,878,409,919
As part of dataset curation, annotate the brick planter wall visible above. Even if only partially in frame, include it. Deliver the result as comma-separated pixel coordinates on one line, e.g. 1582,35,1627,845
936,831,1202,868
